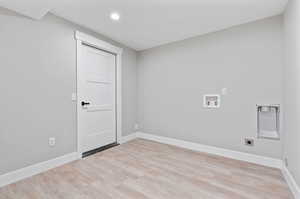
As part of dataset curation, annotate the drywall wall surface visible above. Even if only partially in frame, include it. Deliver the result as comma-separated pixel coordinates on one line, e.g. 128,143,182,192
0,8,137,175
137,16,284,158
283,0,300,187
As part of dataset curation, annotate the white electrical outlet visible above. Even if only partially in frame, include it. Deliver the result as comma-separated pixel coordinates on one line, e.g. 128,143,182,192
134,123,139,130
49,137,56,147
221,88,228,95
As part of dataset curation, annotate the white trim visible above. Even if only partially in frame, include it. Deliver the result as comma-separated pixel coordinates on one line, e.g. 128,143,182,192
282,165,300,199
135,132,282,169
0,152,79,188
75,31,123,154
76,39,82,157
75,31,123,54
120,133,137,144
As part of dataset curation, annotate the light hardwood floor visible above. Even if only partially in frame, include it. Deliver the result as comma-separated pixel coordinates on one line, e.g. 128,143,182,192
0,139,293,199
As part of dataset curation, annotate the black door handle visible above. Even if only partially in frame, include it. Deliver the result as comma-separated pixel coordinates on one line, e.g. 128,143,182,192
81,101,90,106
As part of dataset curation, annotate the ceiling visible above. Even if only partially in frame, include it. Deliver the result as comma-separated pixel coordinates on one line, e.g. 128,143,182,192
0,0,288,51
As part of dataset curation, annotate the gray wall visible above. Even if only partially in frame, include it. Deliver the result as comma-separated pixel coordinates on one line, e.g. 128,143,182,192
0,7,286,176
0,8,137,175
137,16,284,159
283,0,300,186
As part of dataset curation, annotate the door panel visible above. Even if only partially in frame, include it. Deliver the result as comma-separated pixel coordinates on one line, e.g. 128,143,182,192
78,44,116,153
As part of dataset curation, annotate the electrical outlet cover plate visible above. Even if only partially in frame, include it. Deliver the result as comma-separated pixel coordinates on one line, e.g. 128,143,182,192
49,137,56,147
221,88,228,95
134,124,139,130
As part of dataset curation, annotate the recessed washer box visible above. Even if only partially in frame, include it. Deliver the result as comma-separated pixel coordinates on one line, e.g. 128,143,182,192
203,94,220,108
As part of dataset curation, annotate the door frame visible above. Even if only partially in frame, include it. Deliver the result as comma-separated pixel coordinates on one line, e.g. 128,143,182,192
75,31,123,155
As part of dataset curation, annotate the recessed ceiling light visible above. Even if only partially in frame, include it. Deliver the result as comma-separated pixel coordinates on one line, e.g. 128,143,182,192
110,12,120,21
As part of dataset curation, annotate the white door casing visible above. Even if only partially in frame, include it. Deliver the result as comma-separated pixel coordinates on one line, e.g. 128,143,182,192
75,31,123,155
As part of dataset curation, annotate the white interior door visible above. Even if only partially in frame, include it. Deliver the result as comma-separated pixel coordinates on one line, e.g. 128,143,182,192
78,43,116,154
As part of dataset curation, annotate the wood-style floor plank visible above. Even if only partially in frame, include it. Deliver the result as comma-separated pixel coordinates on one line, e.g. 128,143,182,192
0,139,293,199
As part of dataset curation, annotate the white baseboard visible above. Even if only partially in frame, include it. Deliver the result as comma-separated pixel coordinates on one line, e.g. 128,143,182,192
135,132,282,169
0,132,286,190
120,133,137,144
282,165,300,199
0,152,80,188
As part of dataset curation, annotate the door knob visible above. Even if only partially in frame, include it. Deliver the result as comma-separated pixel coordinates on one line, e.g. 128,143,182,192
81,101,90,106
